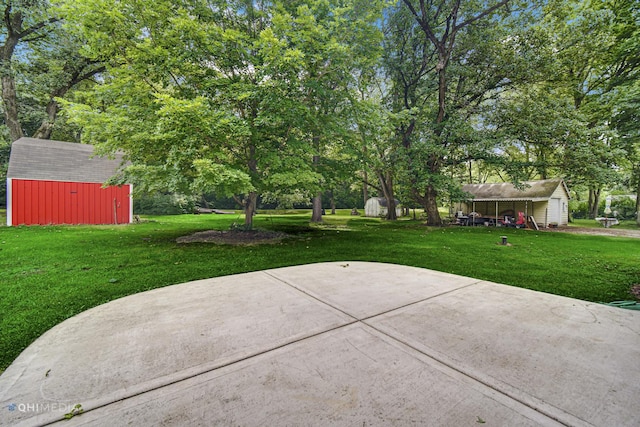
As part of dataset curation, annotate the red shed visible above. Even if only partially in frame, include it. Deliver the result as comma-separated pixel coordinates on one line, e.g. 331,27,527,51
6,138,132,226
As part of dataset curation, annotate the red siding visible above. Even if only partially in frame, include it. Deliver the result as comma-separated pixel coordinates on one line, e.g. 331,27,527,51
10,179,131,226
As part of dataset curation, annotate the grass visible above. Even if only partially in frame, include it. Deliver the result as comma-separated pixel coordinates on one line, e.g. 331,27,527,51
1,210,639,372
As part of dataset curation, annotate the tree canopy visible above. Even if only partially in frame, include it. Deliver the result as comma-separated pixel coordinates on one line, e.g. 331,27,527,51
1,0,638,224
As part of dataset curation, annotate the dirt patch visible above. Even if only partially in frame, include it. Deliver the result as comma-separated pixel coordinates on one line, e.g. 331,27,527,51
176,229,290,245
543,226,640,239
630,284,640,300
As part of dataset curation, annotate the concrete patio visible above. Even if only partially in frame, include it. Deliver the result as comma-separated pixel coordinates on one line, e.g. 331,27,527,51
1,262,638,426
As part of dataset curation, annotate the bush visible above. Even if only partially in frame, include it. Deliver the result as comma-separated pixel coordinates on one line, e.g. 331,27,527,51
133,193,195,215
604,196,637,220
569,196,638,220
569,199,589,219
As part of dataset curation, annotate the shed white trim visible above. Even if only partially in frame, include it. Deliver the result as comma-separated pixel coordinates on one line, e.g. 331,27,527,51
6,178,12,226
128,184,134,223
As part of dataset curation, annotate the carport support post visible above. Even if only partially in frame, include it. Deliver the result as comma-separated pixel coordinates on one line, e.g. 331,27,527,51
472,201,476,226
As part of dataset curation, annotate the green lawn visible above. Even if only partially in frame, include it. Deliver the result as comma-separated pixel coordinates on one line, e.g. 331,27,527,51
1,211,639,371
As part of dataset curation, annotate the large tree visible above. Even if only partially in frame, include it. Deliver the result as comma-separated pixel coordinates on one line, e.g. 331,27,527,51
1,0,54,141
352,95,413,220
60,0,277,226
385,0,541,225
611,81,640,225
1,0,103,141
535,0,639,217
597,0,639,222
60,0,384,226
260,0,386,223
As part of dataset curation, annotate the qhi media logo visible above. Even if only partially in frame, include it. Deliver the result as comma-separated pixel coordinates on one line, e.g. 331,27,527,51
5,402,79,413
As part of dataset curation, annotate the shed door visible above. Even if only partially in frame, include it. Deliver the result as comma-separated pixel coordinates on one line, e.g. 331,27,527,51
548,198,561,225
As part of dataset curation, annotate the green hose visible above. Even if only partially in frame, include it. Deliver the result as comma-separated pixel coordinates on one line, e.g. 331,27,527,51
605,301,640,310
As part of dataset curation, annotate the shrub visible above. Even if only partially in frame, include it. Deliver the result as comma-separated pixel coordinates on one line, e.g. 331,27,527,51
133,193,195,215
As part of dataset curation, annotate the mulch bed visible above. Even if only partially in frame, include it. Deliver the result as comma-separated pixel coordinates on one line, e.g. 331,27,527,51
176,229,290,245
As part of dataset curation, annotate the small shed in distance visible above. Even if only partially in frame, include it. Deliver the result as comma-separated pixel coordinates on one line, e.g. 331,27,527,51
6,138,132,226
364,197,403,218
454,179,570,228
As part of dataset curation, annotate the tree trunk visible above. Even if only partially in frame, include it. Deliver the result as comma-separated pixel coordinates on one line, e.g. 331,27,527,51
311,192,323,223
244,191,257,228
635,165,640,226
2,75,23,141
363,144,369,206
32,99,59,140
378,172,397,220
422,154,443,225
424,184,442,226
329,190,336,215
1,5,22,142
588,188,601,219
636,191,640,226
436,65,447,125
363,169,368,207
310,142,323,222
244,142,258,228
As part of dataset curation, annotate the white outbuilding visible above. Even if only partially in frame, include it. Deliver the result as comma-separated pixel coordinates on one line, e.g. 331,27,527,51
364,197,403,218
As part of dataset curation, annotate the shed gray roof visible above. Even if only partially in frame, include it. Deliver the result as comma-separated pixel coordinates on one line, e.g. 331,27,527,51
7,138,127,184
462,179,569,202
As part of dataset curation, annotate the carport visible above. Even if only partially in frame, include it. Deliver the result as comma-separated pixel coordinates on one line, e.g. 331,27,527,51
454,179,571,228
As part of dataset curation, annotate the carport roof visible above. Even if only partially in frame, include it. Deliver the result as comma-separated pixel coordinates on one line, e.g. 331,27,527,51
7,137,127,184
461,179,569,202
